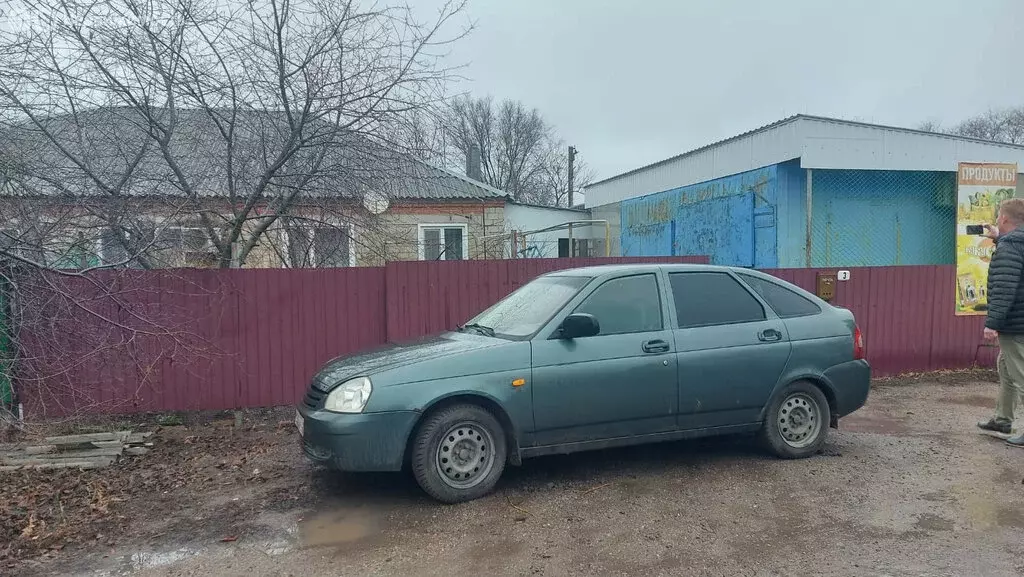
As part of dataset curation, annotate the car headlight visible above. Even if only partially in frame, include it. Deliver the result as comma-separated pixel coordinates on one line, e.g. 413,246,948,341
323,377,372,413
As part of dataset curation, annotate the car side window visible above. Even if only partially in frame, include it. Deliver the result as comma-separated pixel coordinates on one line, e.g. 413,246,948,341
737,273,822,318
572,274,663,335
669,272,766,328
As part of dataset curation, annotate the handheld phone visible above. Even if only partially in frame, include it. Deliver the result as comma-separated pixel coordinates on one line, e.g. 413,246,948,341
966,225,985,235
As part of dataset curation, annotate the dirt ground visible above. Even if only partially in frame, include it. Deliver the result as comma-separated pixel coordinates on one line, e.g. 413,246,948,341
6,371,1024,577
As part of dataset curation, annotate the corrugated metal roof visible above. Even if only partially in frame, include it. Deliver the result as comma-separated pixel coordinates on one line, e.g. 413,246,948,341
585,114,1024,208
408,161,507,199
587,115,803,189
0,107,506,201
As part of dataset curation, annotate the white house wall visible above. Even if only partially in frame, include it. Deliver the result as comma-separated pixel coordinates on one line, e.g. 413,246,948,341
504,204,594,258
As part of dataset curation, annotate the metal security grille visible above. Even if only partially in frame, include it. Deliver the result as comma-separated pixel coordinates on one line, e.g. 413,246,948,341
808,169,957,267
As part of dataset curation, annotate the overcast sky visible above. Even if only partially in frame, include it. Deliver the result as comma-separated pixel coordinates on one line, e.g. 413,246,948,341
423,0,1024,182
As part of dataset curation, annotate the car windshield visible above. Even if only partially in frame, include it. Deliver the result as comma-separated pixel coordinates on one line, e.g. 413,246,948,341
464,275,591,339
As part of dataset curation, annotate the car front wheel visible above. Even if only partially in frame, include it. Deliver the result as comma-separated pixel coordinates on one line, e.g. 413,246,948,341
760,381,831,458
410,403,507,503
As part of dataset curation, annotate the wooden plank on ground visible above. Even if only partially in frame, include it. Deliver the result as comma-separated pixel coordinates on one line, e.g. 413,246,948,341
126,432,153,444
0,458,115,471
0,445,58,457
1,445,125,458
1,448,122,465
43,431,130,445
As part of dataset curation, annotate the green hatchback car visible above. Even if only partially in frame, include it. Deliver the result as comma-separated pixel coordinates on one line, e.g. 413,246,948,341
296,264,870,503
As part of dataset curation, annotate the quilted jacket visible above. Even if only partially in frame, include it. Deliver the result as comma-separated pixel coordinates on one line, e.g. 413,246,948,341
985,227,1024,333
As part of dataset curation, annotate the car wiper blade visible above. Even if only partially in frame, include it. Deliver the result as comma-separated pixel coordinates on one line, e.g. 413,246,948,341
459,323,495,337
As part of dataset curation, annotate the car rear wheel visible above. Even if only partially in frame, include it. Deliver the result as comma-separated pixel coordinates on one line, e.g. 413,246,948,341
410,403,507,503
760,381,830,459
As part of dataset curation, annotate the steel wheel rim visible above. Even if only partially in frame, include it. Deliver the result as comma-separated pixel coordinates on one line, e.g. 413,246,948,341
777,393,822,448
435,421,496,489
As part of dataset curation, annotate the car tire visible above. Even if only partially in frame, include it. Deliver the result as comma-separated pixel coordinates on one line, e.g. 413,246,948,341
410,403,507,503
760,380,831,459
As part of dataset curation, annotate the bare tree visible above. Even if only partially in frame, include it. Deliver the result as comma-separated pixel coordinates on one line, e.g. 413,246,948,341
0,0,469,269
921,107,1024,144
441,95,571,204
0,0,471,424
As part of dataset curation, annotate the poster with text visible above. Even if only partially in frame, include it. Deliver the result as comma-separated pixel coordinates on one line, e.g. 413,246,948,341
956,162,1018,315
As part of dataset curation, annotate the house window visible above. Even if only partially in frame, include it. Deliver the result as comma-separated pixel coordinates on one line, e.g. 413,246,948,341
100,228,131,265
285,225,353,268
419,224,467,261
151,226,218,268
51,231,100,269
557,238,593,258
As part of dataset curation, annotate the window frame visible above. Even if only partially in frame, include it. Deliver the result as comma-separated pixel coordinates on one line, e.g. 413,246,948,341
6,220,105,269
417,223,469,261
562,272,665,337
668,270,770,330
160,226,216,251
151,225,219,267
283,223,356,268
99,228,133,265
736,272,822,319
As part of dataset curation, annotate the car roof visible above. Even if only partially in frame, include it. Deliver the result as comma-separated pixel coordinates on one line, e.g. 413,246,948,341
545,263,739,278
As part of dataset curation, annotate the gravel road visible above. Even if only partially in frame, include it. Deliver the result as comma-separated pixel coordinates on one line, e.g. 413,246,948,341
22,376,1024,577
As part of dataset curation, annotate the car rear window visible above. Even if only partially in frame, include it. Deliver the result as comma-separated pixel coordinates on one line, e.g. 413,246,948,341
737,273,821,318
669,272,765,328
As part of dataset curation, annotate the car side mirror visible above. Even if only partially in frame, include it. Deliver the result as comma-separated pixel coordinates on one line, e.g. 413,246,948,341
559,313,600,339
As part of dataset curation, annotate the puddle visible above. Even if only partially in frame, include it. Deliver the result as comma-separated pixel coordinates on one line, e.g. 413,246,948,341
841,413,911,435
299,508,379,548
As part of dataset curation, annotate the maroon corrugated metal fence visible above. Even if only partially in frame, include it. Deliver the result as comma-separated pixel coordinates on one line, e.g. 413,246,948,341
13,260,995,416
763,266,996,373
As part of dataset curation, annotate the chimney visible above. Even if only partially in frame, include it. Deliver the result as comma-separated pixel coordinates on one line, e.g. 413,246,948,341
466,144,482,181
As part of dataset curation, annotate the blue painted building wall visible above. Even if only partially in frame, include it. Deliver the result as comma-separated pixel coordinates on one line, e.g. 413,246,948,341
807,169,955,267
774,160,807,267
621,165,782,267
619,160,956,268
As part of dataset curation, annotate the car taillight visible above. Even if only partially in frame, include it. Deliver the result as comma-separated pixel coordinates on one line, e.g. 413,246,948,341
853,325,865,360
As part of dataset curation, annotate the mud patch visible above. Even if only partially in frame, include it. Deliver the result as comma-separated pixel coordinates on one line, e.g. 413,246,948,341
996,508,1024,528
466,539,527,564
841,413,912,435
996,467,1023,484
915,513,954,532
942,394,995,408
299,507,380,548
953,487,1006,530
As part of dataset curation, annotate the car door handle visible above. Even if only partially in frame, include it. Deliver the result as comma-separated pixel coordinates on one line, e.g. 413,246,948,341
642,339,671,353
758,329,783,342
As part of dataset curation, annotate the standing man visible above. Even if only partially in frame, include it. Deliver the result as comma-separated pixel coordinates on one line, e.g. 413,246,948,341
978,198,1024,448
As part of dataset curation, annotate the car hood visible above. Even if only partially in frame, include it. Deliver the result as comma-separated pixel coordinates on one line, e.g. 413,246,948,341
310,332,506,391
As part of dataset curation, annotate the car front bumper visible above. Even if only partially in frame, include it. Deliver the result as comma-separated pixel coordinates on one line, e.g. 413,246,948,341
825,359,871,418
296,404,420,472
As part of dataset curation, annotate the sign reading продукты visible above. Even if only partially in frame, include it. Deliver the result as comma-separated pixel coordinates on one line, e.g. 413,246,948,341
955,162,1018,315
